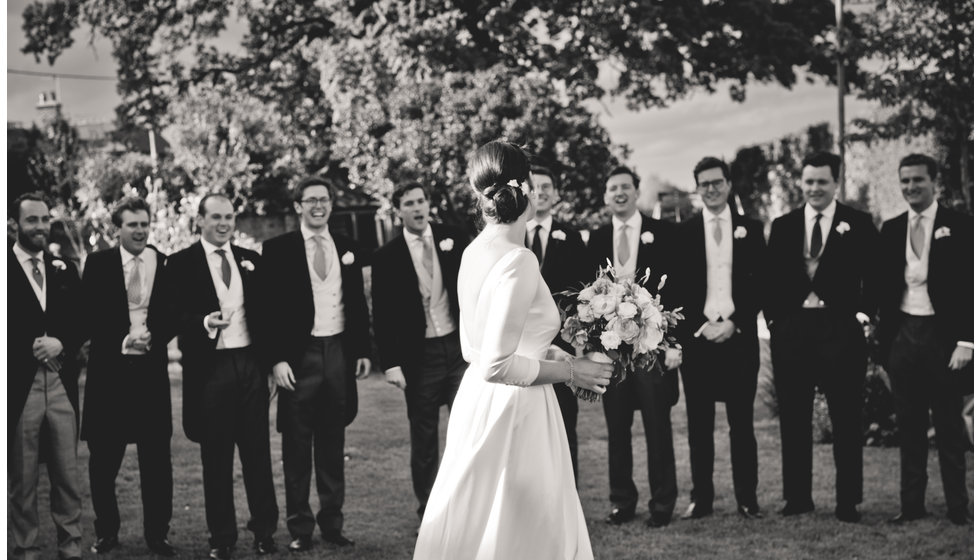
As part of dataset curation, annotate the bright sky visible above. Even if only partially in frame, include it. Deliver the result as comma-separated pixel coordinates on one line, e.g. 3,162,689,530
4,0,877,189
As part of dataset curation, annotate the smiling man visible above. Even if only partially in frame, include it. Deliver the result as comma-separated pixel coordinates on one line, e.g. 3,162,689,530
764,151,879,523
371,182,468,521
80,197,176,556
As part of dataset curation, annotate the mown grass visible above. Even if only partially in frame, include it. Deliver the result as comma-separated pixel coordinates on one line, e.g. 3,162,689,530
10,357,973,559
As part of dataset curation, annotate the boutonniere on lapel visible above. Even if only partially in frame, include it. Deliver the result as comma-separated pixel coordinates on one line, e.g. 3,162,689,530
51,258,67,271
439,238,454,252
640,231,655,245
934,226,951,240
239,259,255,272
835,221,850,235
341,251,356,265
551,230,567,241
733,226,747,239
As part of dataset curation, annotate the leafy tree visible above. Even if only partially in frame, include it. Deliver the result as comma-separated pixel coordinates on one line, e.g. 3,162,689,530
852,0,973,211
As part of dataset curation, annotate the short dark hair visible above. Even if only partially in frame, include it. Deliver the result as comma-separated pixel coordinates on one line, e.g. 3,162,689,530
898,153,938,180
11,192,51,221
801,151,842,182
294,176,340,203
467,140,532,224
605,166,639,188
530,165,559,190
692,157,730,184
391,182,429,209
111,196,152,227
197,193,233,216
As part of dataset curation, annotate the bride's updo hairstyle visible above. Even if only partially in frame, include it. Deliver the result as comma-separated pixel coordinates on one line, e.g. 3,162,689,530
468,140,532,224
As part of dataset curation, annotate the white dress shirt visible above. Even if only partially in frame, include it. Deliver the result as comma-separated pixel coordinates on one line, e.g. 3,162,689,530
121,247,157,354
526,215,554,261
702,206,735,322
301,224,345,337
13,242,46,311
201,239,251,349
803,199,837,259
611,211,643,280
404,224,456,339
901,200,938,316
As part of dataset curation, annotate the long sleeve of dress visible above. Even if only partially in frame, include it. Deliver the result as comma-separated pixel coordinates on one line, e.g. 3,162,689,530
477,250,541,386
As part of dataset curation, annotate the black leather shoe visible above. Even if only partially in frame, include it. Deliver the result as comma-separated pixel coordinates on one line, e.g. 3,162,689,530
779,501,816,516
888,511,926,524
208,546,232,560
253,536,277,554
947,509,969,525
835,504,861,523
605,507,635,525
288,536,313,552
680,502,713,520
322,531,354,547
737,504,763,519
147,538,177,556
645,512,671,528
91,536,120,554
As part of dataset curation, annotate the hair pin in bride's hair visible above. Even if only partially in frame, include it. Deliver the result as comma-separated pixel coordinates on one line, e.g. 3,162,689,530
507,179,531,197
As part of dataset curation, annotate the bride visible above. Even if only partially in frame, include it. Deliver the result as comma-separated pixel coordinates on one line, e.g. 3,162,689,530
413,140,614,559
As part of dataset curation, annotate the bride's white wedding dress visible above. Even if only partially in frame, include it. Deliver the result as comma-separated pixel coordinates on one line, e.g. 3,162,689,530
414,245,593,560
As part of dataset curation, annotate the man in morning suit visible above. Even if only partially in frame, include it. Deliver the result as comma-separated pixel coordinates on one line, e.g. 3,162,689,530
586,166,682,529
877,153,972,526
372,182,469,519
526,165,589,481
674,158,766,521
262,177,372,552
81,197,176,556
8,192,84,560
166,194,279,560
764,151,878,523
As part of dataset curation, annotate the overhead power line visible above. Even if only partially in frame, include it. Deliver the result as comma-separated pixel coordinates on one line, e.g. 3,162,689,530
8,68,116,81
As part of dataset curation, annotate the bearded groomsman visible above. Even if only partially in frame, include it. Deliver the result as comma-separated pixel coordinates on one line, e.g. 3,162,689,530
586,166,682,529
526,165,589,481
166,194,279,560
261,177,372,552
372,182,468,519
81,197,176,556
765,151,878,523
674,158,766,520
9,192,84,560
877,153,972,526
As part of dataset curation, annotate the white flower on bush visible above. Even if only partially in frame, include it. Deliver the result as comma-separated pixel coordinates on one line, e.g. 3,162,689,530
616,301,638,320
600,330,622,350
341,251,355,265
612,317,641,344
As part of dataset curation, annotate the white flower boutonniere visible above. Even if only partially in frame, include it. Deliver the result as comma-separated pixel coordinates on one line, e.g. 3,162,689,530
640,231,655,245
439,238,454,252
551,230,567,241
239,260,255,272
835,221,850,235
934,226,951,239
733,226,747,239
341,251,355,265
51,259,67,271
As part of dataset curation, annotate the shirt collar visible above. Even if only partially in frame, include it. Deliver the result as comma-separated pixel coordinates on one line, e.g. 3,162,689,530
403,224,433,243
910,200,938,222
702,204,732,225
13,242,42,265
527,215,553,233
300,224,333,244
804,199,837,222
120,246,146,267
201,238,233,256
612,211,642,231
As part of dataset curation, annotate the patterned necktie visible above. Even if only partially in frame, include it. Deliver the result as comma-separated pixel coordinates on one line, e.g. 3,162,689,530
29,257,44,290
712,217,723,245
810,213,823,258
531,225,544,263
910,215,925,259
421,236,434,279
313,235,328,280
617,225,630,266
215,248,232,288
127,255,143,304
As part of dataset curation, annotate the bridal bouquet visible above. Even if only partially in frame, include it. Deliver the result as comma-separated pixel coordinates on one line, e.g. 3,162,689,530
559,262,684,402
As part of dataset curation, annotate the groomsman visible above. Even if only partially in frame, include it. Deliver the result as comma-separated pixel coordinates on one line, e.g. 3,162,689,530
765,151,878,523
8,192,84,560
586,166,681,529
262,177,372,552
372,182,468,519
166,194,279,559
674,158,766,520
81,197,175,555
526,165,589,481
877,153,972,525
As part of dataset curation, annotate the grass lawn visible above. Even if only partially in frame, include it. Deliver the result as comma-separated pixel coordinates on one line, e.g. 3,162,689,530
12,361,973,559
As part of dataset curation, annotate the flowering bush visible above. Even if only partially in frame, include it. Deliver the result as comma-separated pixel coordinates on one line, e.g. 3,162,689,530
559,262,684,402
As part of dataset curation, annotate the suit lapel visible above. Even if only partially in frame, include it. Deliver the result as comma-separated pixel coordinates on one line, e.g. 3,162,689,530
692,213,708,288
927,206,951,282
111,248,132,328
192,242,221,310
11,248,44,316
395,234,420,284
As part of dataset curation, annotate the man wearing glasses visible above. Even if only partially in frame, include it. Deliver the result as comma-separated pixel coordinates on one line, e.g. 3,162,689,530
260,177,372,553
